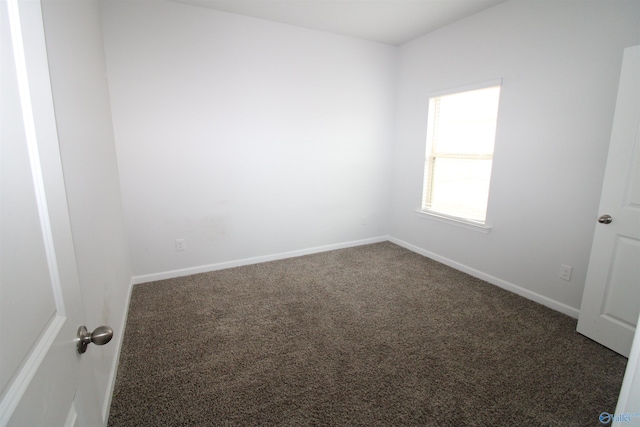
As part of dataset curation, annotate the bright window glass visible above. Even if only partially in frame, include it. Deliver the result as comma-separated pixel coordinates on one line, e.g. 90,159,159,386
422,84,501,224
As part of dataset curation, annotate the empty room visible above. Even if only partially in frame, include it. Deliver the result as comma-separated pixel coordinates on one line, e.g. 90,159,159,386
2,0,640,425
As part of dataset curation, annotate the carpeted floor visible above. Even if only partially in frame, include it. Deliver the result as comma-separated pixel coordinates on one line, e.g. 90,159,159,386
108,242,627,426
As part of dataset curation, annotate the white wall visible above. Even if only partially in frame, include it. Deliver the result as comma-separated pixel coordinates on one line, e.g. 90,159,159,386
99,0,397,278
29,0,640,422
390,0,640,315
96,0,640,314
41,0,132,422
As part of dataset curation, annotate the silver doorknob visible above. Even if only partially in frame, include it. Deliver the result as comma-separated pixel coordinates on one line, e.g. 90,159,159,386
77,325,113,354
598,214,613,224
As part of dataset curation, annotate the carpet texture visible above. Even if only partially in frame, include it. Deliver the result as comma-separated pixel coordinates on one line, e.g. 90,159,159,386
108,242,627,426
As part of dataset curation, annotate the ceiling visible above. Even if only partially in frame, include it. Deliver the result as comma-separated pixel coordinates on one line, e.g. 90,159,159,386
171,0,508,46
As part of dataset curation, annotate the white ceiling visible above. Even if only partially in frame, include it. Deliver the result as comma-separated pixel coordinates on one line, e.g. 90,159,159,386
171,0,508,45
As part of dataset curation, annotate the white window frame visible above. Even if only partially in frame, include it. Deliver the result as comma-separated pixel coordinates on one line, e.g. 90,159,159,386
417,79,502,232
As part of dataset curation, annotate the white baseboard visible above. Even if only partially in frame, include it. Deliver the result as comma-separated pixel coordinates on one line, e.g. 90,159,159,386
131,234,580,317
132,236,389,285
102,276,135,425
388,237,580,319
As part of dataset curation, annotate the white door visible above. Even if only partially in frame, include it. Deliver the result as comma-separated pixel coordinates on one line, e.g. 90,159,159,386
577,45,640,358
612,312,640,426
1,0,90,425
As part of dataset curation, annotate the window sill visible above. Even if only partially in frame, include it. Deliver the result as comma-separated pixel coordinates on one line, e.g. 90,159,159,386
414,210,492,233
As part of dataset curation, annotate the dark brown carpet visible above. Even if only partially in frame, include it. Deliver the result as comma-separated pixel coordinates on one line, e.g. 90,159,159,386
108,242,627,426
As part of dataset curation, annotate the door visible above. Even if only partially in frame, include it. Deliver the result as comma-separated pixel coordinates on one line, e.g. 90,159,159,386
577,45,640,358
612,312,640,426
1,0,88,424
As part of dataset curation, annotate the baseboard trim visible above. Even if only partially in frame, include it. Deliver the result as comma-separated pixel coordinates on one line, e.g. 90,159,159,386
132,236,389,285
388,237,580,319
102,275,135,425
131,235,580,318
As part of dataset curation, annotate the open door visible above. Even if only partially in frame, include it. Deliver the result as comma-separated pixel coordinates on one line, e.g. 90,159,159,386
0,0,106,424
577,45,640,357
612,311,640,426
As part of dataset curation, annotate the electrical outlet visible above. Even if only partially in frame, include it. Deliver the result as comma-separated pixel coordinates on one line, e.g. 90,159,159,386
175,239,186,251
559,264,572,281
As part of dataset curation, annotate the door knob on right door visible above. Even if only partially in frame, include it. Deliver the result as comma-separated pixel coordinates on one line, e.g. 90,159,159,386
597,214,613,224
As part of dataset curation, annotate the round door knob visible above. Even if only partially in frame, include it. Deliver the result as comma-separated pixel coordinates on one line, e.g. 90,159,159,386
597,214,613,224
77,325,113,354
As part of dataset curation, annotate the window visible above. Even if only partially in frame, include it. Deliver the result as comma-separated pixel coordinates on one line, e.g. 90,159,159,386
421,82,501,225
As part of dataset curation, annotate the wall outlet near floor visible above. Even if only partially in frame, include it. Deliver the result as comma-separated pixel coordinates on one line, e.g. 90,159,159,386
175,238,186,251
559,264,572,281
